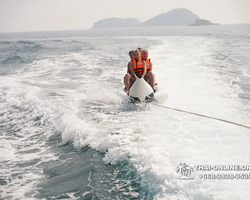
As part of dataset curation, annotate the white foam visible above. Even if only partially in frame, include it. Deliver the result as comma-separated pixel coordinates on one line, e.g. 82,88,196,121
65,36,250,199
0,77,57,199
86,85,123,104
1,34,250,200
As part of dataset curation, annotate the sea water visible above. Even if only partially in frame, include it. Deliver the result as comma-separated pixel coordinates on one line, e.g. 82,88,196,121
0,25,250,200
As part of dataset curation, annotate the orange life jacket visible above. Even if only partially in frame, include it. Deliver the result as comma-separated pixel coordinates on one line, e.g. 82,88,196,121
132,58,144,75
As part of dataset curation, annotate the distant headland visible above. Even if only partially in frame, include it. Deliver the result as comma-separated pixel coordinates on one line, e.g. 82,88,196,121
92,18,141,29
92,8,219,29
189,19,219,26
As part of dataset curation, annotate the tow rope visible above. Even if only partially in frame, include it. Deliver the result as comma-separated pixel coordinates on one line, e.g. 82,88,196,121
146,102,250,129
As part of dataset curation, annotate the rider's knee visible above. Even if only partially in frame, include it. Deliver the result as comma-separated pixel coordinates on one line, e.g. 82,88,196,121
147,71,154,77
124,73,131,78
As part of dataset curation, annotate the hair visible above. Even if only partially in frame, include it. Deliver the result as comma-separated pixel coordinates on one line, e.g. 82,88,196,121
142,49,148,54
137,47,143,52
133,49,141,56
129,50,134,55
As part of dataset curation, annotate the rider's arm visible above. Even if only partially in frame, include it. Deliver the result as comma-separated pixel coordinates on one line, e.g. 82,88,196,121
142,61,146,78
127,62,130,73
129,62,137,79
149,62,153,72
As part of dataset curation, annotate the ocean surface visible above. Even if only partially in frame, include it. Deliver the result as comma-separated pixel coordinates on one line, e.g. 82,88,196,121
0,24,250,200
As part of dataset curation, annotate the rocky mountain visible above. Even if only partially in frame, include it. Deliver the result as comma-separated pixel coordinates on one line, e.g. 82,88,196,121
92,18,141,29
189,19,219,26
141,8,200,27
91,8,217,28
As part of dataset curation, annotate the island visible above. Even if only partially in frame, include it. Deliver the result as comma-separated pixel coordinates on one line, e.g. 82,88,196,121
91,8,219,29
189,19,219,26
141,8,200,27
92,18,141,29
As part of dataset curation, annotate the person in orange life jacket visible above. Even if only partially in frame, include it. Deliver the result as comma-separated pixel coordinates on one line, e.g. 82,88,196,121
125,49,141,74
141,49,156,90
124,50,146,94
126,50,134,74
123,50,134,92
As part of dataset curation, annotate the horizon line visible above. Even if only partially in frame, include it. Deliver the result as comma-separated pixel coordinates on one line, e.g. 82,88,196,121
0,23,248,34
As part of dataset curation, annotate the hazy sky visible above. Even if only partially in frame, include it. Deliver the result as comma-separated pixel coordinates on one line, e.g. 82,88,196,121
0,0,249,32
